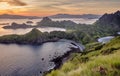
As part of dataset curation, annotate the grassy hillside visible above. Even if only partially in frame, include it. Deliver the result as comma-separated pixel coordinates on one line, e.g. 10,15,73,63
46,36,120,76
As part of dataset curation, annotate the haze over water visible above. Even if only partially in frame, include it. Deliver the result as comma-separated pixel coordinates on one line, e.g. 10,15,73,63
0,41,77,76
0,18,97,36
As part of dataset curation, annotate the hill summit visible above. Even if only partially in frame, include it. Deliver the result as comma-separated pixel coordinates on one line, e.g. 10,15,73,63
95,10,120,26
95,10,120,32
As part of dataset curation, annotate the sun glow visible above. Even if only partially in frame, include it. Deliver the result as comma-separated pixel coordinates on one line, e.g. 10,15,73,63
0,2,10,10
0,0,120,16
0,2,26,10
0,2,29,15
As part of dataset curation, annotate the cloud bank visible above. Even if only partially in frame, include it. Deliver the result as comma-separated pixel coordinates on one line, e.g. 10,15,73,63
0,0,27,6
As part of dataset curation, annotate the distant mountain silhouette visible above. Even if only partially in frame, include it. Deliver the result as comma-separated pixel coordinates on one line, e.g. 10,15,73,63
39,17,52,25
0,14,101,19
3,22,32,29
0,14,40,19
49,14,101,19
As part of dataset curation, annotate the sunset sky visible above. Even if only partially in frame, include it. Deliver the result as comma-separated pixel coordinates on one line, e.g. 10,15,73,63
0,0,120,16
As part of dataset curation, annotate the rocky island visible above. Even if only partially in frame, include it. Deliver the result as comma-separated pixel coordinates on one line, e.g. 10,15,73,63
37,17,77,28
0,28,78,45
3,22,32,29
3,17,77,29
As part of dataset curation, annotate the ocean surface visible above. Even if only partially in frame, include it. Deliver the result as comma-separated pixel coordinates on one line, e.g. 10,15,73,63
0,40,80,76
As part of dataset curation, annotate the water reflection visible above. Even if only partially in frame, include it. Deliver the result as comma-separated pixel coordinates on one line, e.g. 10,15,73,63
0,40,80,76
98,36,114,44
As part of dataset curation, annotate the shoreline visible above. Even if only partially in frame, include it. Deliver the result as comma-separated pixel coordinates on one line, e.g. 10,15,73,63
0,38,60,45
3,26,65,29
0,38,84,76
44,42,83,76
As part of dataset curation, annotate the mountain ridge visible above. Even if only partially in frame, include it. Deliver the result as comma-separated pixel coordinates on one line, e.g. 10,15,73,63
0,13,101,19
96,11,120,25
0,14,41,19
95,10,120,32
49,14,101,19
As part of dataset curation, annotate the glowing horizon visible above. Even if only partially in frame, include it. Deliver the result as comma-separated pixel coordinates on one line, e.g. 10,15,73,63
0,0,120,16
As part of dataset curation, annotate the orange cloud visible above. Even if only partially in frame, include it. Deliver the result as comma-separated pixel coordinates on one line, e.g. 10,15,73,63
0,0,27,6
0,0,120,16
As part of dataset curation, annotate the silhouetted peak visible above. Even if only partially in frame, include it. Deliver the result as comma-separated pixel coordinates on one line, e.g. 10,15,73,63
0,14,40,19
1,14,9,16
11,22,17,25
56,14,69,15
26,21,33,24
114,10,120,15
102,13,108,16
95,10,120,26
42,17,52,22
25,28,42,36
30,28,41,33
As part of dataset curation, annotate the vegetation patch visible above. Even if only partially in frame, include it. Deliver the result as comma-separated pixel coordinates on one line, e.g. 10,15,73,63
46,36,120,76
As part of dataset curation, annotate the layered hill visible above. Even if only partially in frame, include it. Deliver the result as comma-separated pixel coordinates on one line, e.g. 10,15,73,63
0,14,101,19
95,11,120,32
0,14,40,19
0,28,57,45
96,11,120,26
49,14,101,19
37,17,77,27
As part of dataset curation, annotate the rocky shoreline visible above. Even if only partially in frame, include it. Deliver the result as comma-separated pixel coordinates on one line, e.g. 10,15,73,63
44,42,83,76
